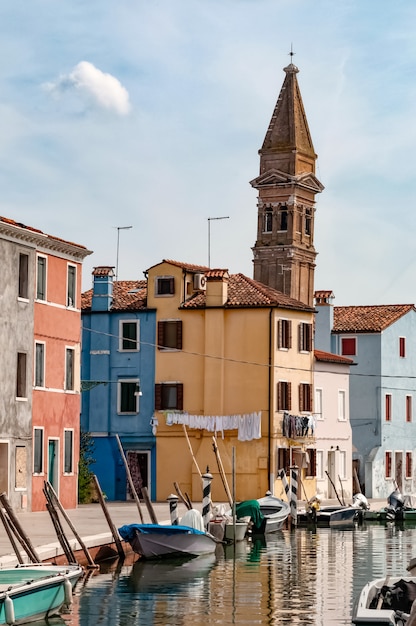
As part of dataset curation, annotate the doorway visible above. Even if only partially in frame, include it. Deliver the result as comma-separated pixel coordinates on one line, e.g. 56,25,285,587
126,451,150,499
395,452,403,491
0,442,8,495
48,439,59,495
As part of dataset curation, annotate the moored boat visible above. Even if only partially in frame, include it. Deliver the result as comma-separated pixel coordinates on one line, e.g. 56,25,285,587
0,563,83,625
297,502,359,527
118,522,218,559
256,493,291,533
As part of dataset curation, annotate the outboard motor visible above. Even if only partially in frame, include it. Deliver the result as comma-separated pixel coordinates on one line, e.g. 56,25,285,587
352,493,369,510
386,489,405,521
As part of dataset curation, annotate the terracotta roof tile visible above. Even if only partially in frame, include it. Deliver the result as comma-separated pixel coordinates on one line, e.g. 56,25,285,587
182,273,314,311
333,304,415,333
82,280,147,312
92,266,115,276
0,215,88,250
314,349,354,365
146,259,210,273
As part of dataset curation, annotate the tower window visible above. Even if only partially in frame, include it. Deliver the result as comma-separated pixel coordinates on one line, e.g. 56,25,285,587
305,208,312,236
263,209,273,233
279,206,288,231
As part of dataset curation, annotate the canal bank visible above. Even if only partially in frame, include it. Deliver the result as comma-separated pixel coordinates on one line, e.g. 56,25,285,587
0,498,385,567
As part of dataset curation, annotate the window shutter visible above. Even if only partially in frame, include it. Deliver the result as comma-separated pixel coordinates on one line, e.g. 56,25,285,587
176,383,183,410
299,384,304,412
157,322,165,349
287,382,292,411
176,321,183,350
154,384,162,410
277,382,282,411
288,321,292,349
307,324,313,351
309,449,316,476
277,320,282,349
298,324,302,351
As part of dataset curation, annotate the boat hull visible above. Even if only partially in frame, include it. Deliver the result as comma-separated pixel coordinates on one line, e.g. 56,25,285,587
352,575,416,624
256,495,290,533
119,524,218,559
0,564,83,625
297,505,358,527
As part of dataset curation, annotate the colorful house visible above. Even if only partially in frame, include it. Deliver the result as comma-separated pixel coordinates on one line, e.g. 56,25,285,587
146,260,316,503
81,267,157,501
315,292,416,498
0,216,91,511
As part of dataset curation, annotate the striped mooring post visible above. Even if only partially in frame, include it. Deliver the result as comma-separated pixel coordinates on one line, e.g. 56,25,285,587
167,494,179,525
202,470,213,530
278,468,290,502
289,466,298,527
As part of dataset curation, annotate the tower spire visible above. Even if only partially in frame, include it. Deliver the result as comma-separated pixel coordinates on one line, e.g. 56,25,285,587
250,60,324,307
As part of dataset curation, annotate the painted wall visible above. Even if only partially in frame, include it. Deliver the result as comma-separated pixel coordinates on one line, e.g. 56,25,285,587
81,305,157,501
32,253,83,511
314,361,353,501
0,238,35,511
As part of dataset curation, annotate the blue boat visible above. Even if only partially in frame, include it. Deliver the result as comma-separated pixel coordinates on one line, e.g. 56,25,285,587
0,563,83,624
119,523,218,559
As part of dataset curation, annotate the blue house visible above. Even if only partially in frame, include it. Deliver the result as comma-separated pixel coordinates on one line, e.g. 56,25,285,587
81,266,156,500
315,291,416,498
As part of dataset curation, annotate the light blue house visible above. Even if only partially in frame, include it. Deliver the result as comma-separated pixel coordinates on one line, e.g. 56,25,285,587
315,291,416,498
81,266,156,500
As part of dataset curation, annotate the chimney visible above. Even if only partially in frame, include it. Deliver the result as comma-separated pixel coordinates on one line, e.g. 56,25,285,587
205,270,229,307
91,266,114,312
314,290,334,353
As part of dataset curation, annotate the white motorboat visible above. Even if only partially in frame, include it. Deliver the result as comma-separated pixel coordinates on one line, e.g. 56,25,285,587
256,492,291,533
352,575,416,624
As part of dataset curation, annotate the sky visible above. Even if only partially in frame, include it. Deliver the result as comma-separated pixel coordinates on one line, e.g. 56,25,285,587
0,1,415,306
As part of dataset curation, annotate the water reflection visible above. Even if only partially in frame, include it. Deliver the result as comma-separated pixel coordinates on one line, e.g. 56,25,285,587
61,523,416,625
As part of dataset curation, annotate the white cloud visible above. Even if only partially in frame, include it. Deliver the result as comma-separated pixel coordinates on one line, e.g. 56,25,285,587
44,61,131,115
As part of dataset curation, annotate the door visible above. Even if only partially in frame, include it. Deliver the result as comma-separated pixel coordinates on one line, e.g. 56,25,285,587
395,452,403,491
126,451,150,500
0,443,8,495
328,450,336,498
48,439,59,495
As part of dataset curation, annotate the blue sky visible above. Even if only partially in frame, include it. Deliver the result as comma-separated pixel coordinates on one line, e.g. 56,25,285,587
0,0,415,305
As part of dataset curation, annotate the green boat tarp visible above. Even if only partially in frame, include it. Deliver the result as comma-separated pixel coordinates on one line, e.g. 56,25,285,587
235,500,265,530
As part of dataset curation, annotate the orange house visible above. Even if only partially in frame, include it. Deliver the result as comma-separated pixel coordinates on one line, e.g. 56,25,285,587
32,236,92,511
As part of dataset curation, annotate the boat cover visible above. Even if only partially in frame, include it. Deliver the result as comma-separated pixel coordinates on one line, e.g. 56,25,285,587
235,500,265,530
119,524,207,543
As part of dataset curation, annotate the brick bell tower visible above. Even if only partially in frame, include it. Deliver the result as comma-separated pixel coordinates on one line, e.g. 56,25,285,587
250,61,324,307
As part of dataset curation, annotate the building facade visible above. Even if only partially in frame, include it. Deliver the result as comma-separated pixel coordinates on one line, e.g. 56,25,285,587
315,292,416,499
81,267,157,501
0,216,91,511
147,259,317,503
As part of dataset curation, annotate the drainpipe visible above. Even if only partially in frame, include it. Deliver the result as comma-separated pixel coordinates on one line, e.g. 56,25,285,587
268,307,273,492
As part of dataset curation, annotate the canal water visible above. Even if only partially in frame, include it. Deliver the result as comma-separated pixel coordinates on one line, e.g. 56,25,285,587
59,521,416,625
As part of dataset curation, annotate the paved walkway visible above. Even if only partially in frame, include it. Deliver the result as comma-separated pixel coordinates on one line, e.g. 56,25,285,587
0,498,385,568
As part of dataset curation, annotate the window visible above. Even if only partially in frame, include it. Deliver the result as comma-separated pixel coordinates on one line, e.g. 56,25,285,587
120,320,139,351
36,255,47,301
341,337,356,356
299,383,312,412
406,452,413,479
338,390,346,421
299,323,313,352
277,381,292,411
316,450,324,480
155,276,174,296
16,352,27,398
15,446,26,489
385,451,392,479
315,388,323,420
67,264,76,307
264,208,273,232
118,379,140,414
33,428,44,474
34,342,45,387
158,320,182,350
279,205,288,231
277,447,290,474
64,430,74,474
18,253,29,299
305,448,316,477
155,383,183,411
400,337,406,358
65,348,75,391
277,319,292,349
305,208,312,236
385,394,392,422
406,395,412,423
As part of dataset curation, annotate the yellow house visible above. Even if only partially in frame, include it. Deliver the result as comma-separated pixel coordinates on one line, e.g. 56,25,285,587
146,259,316,504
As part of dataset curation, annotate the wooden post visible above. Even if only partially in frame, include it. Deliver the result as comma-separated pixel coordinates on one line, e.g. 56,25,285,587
45,481,97,568
212,437,233,507
174,482,192,510
183,425,202,478
92,475,125,559
0,507,23,563
0,493,40,563
115,435,144,523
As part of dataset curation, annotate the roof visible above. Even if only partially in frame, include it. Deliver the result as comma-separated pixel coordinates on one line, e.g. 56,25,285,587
182,273,314,311
0,215,91,258
333,304,416,333
314,349,354,365
82,280,147,312
146,259,210,273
